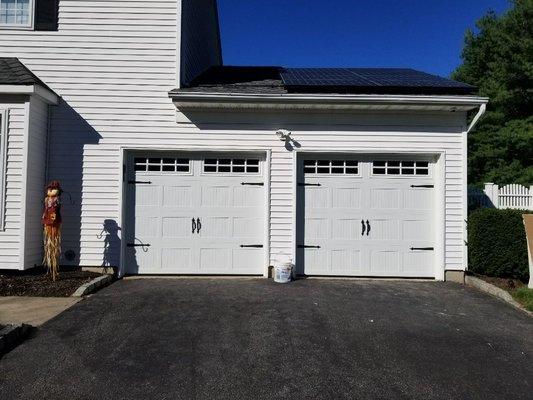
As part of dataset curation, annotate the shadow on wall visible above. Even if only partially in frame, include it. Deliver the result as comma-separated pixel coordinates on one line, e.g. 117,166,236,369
46,100,102,267
98,219,121,274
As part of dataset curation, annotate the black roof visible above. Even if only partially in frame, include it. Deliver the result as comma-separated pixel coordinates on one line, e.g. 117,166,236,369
0,57,48,86
176,66,476,95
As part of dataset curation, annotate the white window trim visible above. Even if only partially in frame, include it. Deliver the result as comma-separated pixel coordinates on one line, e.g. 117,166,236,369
0,109,8,230
0,0,34,30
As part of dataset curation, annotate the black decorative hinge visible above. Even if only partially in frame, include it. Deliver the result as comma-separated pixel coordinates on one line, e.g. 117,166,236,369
240,244,264,248
241,182,264,186
298,183,321,187
410,247,434,251
410,184,434,188
127,243,151,247
128,180,152,185
297,245,321,249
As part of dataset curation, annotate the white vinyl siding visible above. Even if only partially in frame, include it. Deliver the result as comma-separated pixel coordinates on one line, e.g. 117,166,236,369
0,101,26,269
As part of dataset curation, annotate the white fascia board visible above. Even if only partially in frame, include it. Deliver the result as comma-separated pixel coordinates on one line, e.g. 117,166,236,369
0,84,59,105
170,91,489,111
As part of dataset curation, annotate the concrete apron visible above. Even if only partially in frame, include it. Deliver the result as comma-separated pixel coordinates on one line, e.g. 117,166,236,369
0,297,81,326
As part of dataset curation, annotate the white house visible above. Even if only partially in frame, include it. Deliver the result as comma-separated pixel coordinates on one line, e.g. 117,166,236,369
0,0,487,281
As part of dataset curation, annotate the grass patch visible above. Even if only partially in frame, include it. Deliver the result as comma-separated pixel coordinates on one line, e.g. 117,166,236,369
512,287,533,312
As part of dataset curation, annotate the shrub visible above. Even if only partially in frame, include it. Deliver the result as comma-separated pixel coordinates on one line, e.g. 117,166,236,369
468,208,531,281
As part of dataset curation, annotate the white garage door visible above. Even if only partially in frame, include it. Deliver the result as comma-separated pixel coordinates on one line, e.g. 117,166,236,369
297,155,436,277
125,153,266,275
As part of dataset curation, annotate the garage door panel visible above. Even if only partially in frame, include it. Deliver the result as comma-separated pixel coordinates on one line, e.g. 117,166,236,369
233,217,263,237
135,185,161,207
201,186,232,207
162,217,192,238
404,189,432,209
161,248,192,271
402,252,434,276
333,218,364,240
233,186,264,207
370,250,400,274
370,188,401,209
332,187,362,208
403,220,432,241
299,155,435,278
163,185,194,207
305,187,329,208
127,152,266,275
331,249,362,274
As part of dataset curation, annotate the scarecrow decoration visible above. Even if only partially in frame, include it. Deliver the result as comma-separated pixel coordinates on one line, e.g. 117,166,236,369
42,180,62,281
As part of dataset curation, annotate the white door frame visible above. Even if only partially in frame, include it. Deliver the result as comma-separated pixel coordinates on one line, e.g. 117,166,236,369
118,146,271,277
292,149,446,280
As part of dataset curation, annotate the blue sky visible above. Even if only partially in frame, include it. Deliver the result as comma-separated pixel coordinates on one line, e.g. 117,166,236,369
217,0,510,78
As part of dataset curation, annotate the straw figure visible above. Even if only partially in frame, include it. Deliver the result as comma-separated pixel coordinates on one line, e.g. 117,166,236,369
42,181,62,281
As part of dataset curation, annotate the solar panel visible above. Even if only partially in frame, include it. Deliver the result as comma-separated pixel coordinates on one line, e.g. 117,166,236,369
280,68,471,89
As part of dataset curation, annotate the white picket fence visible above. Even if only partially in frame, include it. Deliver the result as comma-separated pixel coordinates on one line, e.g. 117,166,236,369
468,183,533,210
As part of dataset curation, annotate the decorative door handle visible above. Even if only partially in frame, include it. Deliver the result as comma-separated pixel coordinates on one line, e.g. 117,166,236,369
361,220,366,236
366,220,371,236
196,218,201,234
192,218,196,234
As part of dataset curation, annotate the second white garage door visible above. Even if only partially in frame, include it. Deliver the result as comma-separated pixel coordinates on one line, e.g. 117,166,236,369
297,155,436,278
125,152,266,275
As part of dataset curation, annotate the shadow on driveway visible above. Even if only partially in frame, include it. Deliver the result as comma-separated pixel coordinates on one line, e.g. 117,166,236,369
0,279,531,399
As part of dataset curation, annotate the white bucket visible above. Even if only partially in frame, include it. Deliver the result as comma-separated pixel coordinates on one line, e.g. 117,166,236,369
274,262,293,283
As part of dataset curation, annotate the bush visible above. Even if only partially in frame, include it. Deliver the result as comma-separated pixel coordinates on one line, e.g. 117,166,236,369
468,208,531,281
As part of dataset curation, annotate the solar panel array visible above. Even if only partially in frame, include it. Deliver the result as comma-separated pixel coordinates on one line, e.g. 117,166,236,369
280,68,472,89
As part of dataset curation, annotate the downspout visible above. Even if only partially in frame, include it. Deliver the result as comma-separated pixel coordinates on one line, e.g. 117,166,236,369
465,103,487,134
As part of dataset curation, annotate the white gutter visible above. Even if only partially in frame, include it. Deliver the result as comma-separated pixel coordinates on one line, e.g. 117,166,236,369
0,84,59,105
170,91,489,111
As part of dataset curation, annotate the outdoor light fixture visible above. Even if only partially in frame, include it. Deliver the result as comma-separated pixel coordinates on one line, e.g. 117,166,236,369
276,129,292,141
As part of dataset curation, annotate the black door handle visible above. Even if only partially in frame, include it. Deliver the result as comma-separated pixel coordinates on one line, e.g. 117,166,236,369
192,218,196,234
361,219,366,236
196,218,201,234
366,220,371,236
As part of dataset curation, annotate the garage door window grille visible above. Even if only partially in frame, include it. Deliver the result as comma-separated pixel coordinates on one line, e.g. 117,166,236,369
203,158,260,174
372,161,429,176
304,160,359,175
134,157,190,173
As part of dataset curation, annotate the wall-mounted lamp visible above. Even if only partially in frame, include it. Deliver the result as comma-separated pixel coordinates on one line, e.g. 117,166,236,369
276,129,292,141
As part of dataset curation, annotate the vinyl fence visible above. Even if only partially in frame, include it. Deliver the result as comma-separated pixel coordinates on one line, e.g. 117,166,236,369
468,183,533,210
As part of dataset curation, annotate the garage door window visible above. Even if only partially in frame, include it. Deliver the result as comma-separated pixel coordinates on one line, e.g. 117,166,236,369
203,158,260,174
134,157,190,173
304,159,359,175
372,161,429,176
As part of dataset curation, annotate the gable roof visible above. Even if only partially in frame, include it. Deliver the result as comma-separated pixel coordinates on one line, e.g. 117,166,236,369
175,66,476,96
0,57,48,86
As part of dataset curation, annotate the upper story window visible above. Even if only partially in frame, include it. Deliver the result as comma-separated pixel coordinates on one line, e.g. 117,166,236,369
0,0,33,28
0,0,58,31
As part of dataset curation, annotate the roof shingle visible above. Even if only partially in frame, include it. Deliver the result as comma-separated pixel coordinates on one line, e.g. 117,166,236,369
175,66,476,96
0,57,47,86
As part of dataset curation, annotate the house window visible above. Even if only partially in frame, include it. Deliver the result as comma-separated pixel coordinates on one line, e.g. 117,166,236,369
0,0,33,28
304,159,359,175
372,161,430,176
134,157,190,173
0,110,7,230
203,158,260,174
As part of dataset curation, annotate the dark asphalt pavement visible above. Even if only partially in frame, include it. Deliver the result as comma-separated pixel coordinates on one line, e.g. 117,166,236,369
0,278,531,399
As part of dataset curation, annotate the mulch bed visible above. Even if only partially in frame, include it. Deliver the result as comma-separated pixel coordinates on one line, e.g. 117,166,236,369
0,268,102,297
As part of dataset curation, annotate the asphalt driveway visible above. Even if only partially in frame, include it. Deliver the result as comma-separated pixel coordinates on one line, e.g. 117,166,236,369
0,278,531,399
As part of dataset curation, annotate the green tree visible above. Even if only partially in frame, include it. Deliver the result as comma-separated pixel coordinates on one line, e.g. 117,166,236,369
452,0,532,186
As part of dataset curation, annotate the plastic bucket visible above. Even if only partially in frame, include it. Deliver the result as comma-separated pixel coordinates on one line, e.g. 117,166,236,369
274,262,293,283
